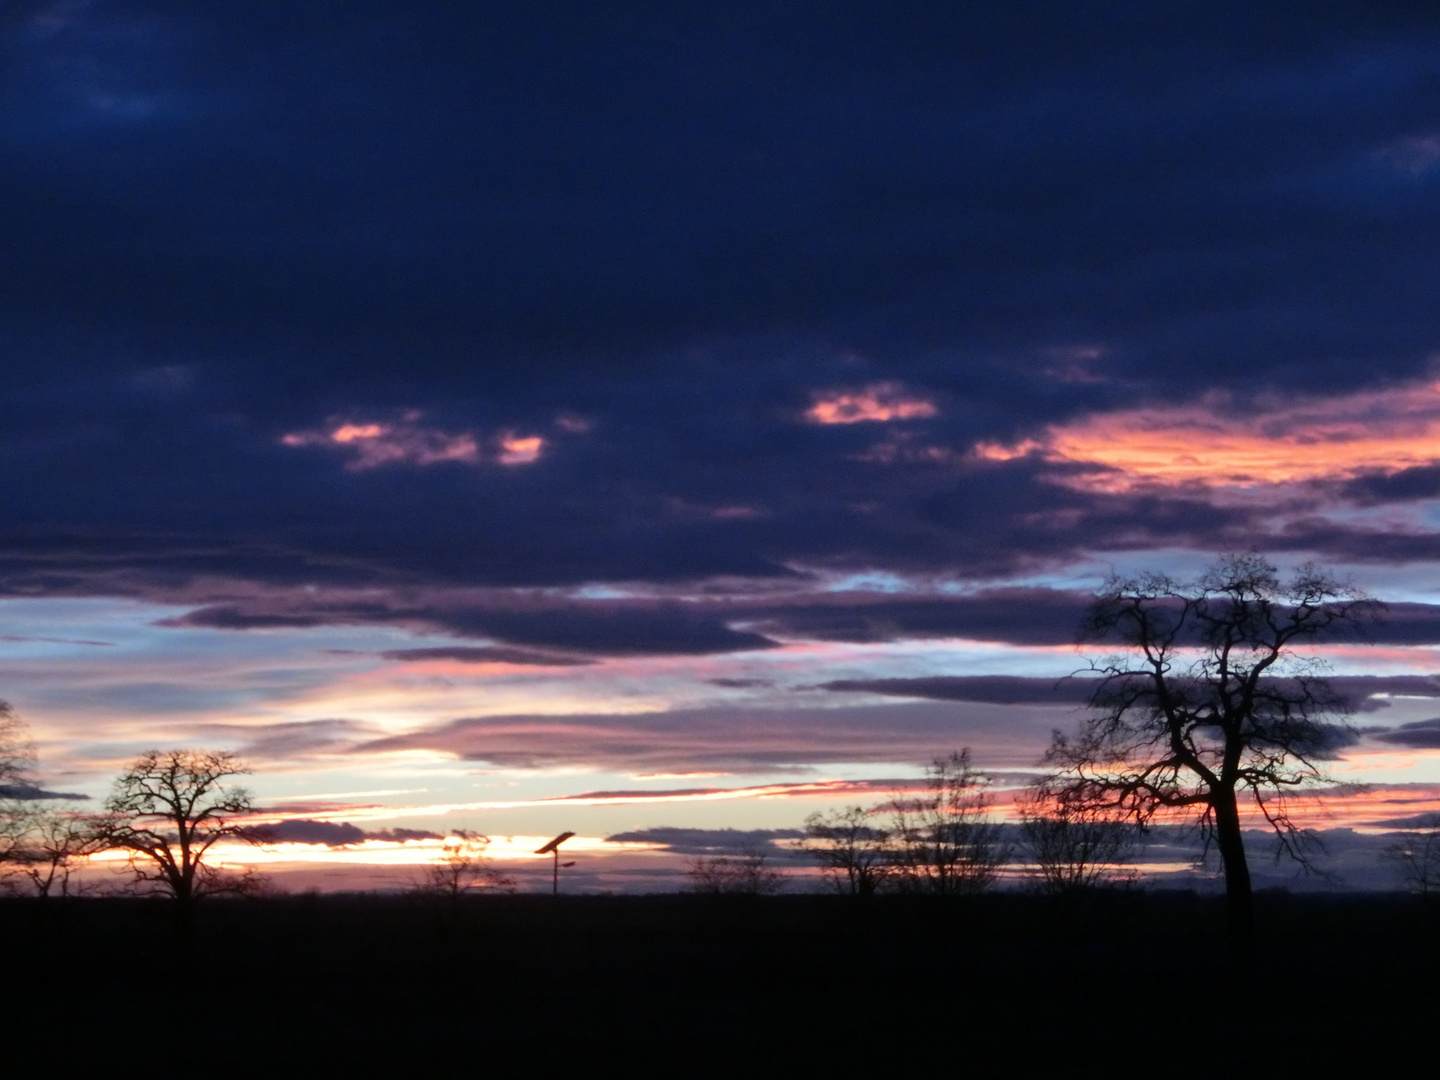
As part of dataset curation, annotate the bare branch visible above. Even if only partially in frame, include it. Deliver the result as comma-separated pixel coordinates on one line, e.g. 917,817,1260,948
96,749,263,906
1044,554,1379,943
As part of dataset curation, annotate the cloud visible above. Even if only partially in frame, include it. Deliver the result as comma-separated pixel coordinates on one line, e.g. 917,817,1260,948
1327,675,1440,708
379,646,592,667
367,827,445,843
976,378,1440,492
355,701,1067,772
281,418,481,470
1369,812,1440,829
497,434,543,465
819,675,1091,705
130,585,1440,660
604,827,804,855
249,818,368,845
0,634,113,646
245,818,443,845
1372,717,1440,749
822,673,1440,716
542,779,915,806
280,415,546,471
166,595,780,657
190,719,377,761
745,589,1094,646
0,783,89,801
806,383,937,425
9,7,1440,811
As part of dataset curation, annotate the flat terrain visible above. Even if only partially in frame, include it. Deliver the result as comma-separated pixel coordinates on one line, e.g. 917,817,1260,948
4,892,1437,1072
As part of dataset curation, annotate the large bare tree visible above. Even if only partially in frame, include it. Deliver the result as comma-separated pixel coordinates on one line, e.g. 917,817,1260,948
99,749,261,911
1045,554,1375,942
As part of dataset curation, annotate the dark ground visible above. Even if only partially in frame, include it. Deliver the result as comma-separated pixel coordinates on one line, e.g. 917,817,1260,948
3,891,1436,1074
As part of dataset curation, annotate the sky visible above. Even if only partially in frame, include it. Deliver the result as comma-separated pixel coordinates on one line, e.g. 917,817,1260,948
6,1,1440,891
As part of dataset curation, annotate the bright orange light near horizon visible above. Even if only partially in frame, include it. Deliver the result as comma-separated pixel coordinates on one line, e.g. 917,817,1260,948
976,377,1440,491
807,382,938,425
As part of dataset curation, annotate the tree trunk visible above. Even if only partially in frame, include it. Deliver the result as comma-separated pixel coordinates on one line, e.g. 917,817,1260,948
1212,787,1254,950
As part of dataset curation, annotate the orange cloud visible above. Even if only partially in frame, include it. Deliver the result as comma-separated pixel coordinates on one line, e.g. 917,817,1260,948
329,423,386,443
498,434,543,465
807,382,938,425
976,378,1440,491
282,417,544,470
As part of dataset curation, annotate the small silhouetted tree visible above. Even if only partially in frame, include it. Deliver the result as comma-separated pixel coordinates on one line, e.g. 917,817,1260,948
417,830,514,898
0,704,37,871
889,750,1006,896
1044,555,1376,945
1019,787,1140,895
804,805,895,897
98,749,262,914
1386,824,1440,897
0,705,104,897
685,847,783,894
16,804,104,898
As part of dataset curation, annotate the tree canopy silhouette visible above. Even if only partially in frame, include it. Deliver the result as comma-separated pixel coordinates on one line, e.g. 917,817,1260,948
1044,554,1376,943
889,750,1006,896
0,703,36,872
99,749,260,909
803,805,895,897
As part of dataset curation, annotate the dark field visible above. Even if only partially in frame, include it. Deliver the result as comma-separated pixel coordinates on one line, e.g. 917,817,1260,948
5,892,1437,1073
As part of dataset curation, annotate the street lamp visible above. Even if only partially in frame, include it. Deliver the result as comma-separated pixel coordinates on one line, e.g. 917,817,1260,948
534,831,576,895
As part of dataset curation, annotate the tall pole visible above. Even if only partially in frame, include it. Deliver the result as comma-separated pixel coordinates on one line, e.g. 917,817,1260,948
535,832,574,896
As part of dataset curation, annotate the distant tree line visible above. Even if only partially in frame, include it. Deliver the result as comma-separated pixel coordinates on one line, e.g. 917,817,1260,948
797,554,1412,942
0,708,269,916
800,749,1141,899
3,555,1430,942
0,707,512,922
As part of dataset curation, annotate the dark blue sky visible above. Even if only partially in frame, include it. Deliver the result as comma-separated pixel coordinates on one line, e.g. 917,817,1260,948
6,1,1440,657
11,3,1440,889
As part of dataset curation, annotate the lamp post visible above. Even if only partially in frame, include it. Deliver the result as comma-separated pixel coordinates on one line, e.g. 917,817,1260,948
534,831,576,895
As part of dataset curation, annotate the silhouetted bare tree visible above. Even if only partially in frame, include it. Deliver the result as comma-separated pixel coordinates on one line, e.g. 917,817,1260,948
0,708,110,897
685,847,783,894
416,830,514,898
1019,787,1140,895
803,805,895,897
889,750,1006,896
98,749,263,911
15,804,104,898
1386,823,1440,897
0,704,37,872
1044,554,1375,943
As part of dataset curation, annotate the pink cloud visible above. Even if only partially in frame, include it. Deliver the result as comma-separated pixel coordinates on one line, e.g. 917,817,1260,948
975,376,1440,491
806,382,938,425
498,433,544,465
281,416,544,470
